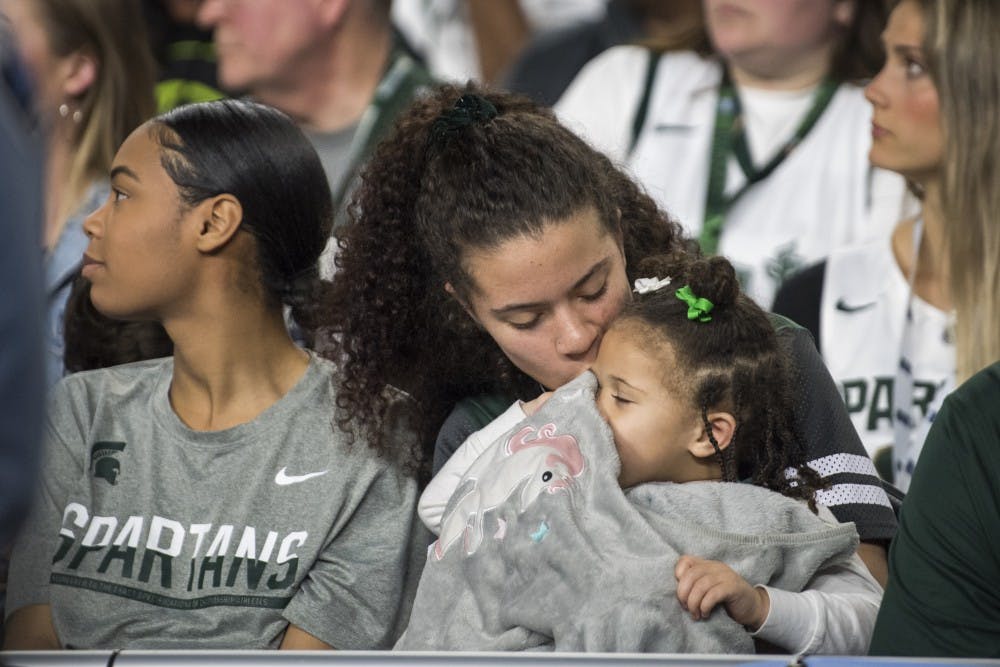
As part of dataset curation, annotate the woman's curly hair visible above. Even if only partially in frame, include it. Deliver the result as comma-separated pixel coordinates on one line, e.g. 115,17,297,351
622,252,826,509
317,84,688,476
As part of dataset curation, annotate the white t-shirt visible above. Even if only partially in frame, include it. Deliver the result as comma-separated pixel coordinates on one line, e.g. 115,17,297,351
739,84,817,166
556,46,911,306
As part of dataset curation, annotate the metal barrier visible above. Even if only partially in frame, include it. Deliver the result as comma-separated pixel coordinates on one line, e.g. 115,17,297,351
3,652,999,667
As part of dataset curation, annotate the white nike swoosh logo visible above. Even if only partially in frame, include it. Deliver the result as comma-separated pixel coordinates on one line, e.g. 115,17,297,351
274,467,328,486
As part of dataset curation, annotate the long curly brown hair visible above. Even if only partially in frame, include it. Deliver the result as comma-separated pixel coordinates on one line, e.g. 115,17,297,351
623,252,826,509
318,84,689,475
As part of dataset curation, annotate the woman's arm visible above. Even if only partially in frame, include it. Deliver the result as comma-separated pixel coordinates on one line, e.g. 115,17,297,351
279,623,333,650
467,0,530,84
855,542,888,589
3,604,60,649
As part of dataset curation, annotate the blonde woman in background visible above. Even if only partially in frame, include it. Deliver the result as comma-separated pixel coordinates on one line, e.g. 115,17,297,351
1,0,155,386
869,2,1000,652
774,0,1000,491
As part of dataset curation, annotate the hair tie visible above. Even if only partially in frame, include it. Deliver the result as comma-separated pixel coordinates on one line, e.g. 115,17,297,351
675,285,714,322
633,276,672,294
429,94,498,147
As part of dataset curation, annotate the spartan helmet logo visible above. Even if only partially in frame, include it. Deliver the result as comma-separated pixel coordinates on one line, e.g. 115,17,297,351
90,441,127,485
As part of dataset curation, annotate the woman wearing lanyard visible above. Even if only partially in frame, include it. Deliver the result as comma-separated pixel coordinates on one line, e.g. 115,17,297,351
775,0,1000,492
556,0,909,307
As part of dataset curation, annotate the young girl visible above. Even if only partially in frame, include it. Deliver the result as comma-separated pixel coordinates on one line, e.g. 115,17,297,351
413,254,882,654
4,99,418,650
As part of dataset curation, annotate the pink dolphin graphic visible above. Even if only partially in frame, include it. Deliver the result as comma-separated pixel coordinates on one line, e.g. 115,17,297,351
434,423,585,560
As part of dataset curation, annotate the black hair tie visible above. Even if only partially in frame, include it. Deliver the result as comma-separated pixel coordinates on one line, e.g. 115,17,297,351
429,93,498,147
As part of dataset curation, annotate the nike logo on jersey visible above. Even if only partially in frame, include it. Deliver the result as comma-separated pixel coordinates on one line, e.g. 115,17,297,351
653,123,694,133
835,298,876,313
274,467,328,486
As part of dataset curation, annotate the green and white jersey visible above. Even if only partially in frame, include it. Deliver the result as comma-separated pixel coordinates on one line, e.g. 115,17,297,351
556,46,910,306
820,236,955,488
7,353,419,649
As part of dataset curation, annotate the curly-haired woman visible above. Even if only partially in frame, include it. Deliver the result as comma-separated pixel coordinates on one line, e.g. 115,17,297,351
321,84,897,606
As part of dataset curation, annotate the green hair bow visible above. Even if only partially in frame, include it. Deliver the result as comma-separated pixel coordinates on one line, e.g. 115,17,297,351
675,285,714,322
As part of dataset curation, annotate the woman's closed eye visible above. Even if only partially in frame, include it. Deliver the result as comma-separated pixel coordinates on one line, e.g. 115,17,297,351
508,313,542,331
580,281,608,302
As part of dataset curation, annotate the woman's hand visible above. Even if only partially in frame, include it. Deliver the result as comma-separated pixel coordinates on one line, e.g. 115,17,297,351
674,555,770,631
520,391,553,416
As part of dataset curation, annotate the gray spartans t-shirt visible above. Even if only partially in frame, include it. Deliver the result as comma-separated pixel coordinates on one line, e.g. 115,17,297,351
7,353,419,649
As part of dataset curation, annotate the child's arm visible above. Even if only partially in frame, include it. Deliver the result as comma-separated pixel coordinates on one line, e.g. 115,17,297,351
418,394,551,534
751,552,882,655
674,508,883,655
675,553,881,655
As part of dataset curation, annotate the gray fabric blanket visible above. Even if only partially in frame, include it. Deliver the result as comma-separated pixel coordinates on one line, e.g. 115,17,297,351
398,371,859,652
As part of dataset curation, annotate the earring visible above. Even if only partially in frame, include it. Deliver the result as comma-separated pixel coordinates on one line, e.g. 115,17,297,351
58,103,83,123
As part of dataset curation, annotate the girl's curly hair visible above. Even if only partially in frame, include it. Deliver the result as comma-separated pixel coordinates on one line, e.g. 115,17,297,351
317,84,688,476
622,252,826,509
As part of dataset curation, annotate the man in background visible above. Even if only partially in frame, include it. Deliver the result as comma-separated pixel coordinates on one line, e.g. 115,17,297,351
197,0,434,235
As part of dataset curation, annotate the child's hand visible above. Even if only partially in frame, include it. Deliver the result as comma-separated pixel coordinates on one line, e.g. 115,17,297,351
520,391,553,416
674,555,770,631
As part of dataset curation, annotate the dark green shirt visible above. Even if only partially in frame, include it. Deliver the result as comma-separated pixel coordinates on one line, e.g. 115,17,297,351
869,362,1000,657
